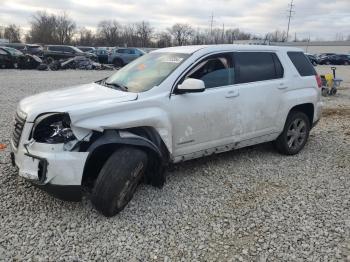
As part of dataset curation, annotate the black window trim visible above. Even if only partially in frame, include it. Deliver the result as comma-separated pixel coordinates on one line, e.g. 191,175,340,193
171,50,286,96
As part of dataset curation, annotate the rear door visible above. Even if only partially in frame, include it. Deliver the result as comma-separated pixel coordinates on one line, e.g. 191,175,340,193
231,51,285,140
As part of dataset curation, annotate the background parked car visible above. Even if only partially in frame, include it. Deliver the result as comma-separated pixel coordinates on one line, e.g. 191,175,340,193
76,46,96,53
3,43,26,51
0,46,24,68
318,54,350,65
24,44,43,57
316,53,336,61
93,48,109,64
305,53,318,66
43,45,97,63
108,47,145,67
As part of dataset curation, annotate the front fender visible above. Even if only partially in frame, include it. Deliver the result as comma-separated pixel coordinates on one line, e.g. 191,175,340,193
84,129,167,188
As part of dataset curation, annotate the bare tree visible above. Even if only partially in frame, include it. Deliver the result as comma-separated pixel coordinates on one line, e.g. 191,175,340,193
0,26,5,39
155,31,172,47
168,23,194,46
122,24,138,47
135,21,153,47
97,20,122,46
55,12,76,44
77,27,96,46
4,24,21,42
265,30,287,42
28,11,57,44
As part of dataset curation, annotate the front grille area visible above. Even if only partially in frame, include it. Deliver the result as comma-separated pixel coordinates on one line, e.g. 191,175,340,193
12,112,26,149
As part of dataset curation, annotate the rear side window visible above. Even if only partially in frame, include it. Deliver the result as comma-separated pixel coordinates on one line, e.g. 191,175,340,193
287,52,315,76
234,52,283,84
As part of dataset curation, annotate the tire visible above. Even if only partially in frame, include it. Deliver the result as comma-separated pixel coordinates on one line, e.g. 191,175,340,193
113,58,124,68
330,88,337,95
91,147,148,217
325,61,331,65
275,111,310,155
321,88,328,97
312,61,317,66
344,61,349,65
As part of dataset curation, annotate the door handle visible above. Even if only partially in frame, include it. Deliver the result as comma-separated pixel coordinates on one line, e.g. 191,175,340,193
225,90,239,98
277,83,288,89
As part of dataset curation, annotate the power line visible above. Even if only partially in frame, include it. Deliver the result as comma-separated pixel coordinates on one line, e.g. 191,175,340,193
286,0,295,41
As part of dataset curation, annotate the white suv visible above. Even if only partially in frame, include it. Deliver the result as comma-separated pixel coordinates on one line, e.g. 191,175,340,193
11,45,322,216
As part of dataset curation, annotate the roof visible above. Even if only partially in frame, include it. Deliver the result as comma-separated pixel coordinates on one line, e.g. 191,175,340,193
153,44,302,54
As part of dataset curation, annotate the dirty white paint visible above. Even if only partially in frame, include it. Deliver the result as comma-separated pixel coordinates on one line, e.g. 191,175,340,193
12,44,322,187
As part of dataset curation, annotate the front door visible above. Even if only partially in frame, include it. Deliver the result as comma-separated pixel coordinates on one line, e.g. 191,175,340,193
169,52,240,157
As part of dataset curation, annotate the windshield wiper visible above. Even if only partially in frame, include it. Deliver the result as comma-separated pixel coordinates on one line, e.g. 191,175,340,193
103,81,128,92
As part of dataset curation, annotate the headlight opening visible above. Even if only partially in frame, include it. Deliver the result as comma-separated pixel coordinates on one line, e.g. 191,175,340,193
32,113,76,144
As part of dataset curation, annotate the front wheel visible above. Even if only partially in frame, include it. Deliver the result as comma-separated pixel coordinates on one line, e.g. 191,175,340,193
91,147,148,217
275,111,311,155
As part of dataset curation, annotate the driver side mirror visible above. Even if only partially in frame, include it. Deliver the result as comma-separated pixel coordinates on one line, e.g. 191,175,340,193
177,78,205,94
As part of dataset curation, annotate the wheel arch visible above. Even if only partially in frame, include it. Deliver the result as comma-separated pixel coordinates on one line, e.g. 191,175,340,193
81,127,169,190
288,103,314,125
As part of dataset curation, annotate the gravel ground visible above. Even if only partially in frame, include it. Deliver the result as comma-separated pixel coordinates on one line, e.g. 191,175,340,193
0,67,349,261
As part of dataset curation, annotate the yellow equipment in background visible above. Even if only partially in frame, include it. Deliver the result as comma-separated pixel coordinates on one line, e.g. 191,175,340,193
320,67,342,96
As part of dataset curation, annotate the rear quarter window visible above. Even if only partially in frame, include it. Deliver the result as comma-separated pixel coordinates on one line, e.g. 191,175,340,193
287,52,316,76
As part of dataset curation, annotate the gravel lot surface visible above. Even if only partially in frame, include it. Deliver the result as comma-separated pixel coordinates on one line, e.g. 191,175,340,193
0,67,349,261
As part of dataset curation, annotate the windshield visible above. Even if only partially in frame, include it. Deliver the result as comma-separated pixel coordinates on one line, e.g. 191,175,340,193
105,52,189,93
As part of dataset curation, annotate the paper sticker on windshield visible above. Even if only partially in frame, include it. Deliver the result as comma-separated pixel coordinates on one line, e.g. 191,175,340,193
162,57,184,63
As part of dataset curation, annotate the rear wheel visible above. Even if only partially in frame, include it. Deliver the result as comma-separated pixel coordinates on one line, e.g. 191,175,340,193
275,111,310,155
344,61,349,65
91,147,148,217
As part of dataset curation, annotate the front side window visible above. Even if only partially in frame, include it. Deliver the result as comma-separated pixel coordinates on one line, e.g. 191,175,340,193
185,53,234,88
235,52,283,84
105,52,189,93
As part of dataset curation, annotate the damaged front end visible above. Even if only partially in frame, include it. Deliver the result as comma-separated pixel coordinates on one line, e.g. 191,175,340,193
11,111,91,201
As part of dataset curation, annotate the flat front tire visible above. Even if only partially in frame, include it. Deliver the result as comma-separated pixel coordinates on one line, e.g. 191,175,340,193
275,111,311,155
91,147,148,217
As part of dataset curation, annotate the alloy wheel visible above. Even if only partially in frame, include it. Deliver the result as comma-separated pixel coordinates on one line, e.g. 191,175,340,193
286,118,307,150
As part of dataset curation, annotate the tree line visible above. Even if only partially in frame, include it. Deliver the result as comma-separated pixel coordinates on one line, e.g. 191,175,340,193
2,11,348,48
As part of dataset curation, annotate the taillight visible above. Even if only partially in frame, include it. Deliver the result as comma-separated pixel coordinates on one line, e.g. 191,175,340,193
315,74,322,88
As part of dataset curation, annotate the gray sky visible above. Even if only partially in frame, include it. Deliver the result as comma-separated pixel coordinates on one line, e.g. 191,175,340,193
1,0,349,41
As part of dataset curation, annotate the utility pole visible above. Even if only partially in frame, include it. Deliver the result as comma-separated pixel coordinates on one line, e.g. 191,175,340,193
286,0,295,42
208,12,216,44
210,12,214,36
222,23,225,43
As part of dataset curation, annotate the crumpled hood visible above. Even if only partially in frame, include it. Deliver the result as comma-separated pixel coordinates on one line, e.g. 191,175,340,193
19,82,138,122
